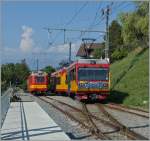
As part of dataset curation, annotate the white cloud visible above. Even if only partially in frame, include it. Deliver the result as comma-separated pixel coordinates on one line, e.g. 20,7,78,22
2,42,81,68
20,25,34,53
3,25,81,69
47,42,81,55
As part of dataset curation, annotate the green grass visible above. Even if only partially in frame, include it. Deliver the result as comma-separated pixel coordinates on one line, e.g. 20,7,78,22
109,48,149,110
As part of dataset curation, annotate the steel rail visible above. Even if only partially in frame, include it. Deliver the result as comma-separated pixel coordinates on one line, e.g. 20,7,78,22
109,103,149,113
81,103,110,140
105,103,149,118
97,104,148,140
45,96,119,130
37,96,110,140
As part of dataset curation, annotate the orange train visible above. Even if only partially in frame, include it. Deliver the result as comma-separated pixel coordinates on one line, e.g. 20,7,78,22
27,71,48,94
51,59,110,100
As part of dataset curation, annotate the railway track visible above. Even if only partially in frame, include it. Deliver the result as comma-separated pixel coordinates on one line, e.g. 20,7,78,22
33,95,148,140
97,104,148,140
38,96,110,139
105,103,149,118
81,103,110,139
44,97,119,129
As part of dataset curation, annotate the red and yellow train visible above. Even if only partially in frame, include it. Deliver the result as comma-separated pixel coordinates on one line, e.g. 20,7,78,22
27,71,48,94
51,59,110,100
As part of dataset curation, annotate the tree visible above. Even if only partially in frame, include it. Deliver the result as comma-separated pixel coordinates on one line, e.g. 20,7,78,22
109,20,123,51
58,59,70,68
42,65,55,74
42,65,55,91
109,20,124,62
15,59,30,89
1,63,16,91
119,1,149,49
1,59,30,91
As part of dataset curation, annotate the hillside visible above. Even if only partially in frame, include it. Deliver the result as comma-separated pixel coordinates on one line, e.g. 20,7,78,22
109,48,149,109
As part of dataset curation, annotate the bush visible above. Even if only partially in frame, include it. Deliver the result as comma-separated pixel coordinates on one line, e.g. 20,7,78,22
111,48,128,61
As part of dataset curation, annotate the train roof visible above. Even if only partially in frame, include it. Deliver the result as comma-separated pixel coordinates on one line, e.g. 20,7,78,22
77,58,109,64
67,58,109,69
51,67,66,76
30,71,47,76
51,58,109,77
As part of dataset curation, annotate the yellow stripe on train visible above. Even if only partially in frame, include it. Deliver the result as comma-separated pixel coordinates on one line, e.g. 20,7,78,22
30,85,47,89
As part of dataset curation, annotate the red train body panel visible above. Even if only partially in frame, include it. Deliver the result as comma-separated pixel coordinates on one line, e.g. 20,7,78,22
27,71,48,94
51,59,110,101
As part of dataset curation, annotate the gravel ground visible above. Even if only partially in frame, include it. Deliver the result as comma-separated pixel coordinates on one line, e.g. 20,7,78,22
20,94,149,140
45,96,149,139
33,96,95,140
105,107,149,139
48,96,82,109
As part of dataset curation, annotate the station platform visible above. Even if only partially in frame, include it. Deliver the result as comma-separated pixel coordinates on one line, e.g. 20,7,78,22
1,102,70,140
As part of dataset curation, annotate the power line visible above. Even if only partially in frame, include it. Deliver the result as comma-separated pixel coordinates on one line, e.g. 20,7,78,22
88,3,102,29
50,1,89,45
44,27,106,33
78,2,113,42
110,2,132,17
78,3,103,39
65,2,88,26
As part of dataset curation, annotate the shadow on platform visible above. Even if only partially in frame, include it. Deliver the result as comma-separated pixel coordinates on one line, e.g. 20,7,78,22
1,126,62,140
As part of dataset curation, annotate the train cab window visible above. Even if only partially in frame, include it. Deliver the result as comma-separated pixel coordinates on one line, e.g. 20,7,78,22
36,76,45,83
78,68,109,81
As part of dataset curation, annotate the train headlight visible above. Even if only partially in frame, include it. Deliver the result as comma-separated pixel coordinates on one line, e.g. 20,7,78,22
103,83,108,88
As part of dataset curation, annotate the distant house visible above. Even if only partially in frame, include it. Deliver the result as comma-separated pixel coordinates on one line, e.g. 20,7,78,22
76,43,104,58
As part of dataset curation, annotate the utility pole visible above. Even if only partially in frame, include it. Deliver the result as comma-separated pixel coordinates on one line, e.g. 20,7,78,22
102,5,110,60
36,59,39,72
64,29,66,44
69,42,71,64
68,42,71,96
106,5,110,60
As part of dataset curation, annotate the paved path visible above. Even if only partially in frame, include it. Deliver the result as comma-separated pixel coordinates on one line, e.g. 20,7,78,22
1,102,70,140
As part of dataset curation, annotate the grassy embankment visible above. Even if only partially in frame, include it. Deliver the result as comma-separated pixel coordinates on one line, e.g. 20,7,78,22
109,47,149,109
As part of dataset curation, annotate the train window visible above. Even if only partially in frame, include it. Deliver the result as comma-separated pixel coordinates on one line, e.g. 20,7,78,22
56,77,60,84
70,69,76,81
78,68,108,81
36,76,45,83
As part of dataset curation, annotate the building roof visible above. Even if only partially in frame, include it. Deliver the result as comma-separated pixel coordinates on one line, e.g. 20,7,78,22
76,43,103,57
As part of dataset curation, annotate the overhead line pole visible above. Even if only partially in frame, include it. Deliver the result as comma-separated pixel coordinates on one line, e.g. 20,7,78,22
64,29,66,44
68,42,71,97
36,59,39,72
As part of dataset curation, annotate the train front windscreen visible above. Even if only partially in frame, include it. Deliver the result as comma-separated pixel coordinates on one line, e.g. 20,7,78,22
78,68,109,81
36,76,45,83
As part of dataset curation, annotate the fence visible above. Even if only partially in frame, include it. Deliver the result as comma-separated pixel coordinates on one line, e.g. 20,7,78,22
1,88,13,127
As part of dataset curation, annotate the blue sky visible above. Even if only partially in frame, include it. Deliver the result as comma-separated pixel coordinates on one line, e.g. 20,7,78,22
2,1,136,70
